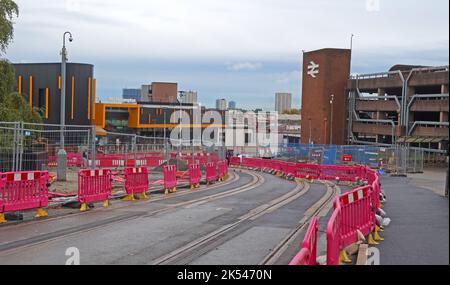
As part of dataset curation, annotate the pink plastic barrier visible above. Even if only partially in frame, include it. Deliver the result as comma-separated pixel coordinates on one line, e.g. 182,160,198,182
124,167,149,195
78,169,112,204
206,162,218,183
242,158,263,169
319,165,363,182
327,185,375,265
67,153,84,167
0,171,49,214
296,164,321,179
48,152,84,167
218,160,227,179
189,164,202,187
230,157,241,167
163,165,177,190
290,217,319,266
326,198,342,266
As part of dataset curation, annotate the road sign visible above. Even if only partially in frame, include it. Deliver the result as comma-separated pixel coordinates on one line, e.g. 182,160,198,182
343,154,353,162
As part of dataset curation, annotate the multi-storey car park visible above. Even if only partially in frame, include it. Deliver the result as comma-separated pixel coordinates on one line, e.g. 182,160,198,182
347,65,449,157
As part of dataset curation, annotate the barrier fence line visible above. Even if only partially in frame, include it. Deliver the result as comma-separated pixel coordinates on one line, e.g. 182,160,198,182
0,171,49,223
231,156,383,266
78,169,112,212
123,167,149,201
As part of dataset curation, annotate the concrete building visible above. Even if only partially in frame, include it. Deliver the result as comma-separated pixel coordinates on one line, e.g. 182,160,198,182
140,82,178,103
216,99,228,111
348,65,449,153
275,93,292,114
122,88,141,101
300,48,352,145
13,62,95,126
179,91,198,104
278,114,302,144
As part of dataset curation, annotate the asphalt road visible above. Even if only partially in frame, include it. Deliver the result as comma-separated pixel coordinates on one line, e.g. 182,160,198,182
0,170,329,265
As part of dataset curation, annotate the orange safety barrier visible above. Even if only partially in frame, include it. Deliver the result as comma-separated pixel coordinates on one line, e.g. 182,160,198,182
78,169,112,212
0,171,49,223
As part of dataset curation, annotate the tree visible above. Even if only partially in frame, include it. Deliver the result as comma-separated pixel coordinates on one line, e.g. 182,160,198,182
0,0,19,55
0,0,42,124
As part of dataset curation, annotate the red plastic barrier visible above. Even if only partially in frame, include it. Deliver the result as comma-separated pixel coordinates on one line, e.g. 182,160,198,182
290,217,319,265
218,160,227,179
78,169,112,207
163,165,177,192
189,164,202,188
326,198,342,266
319,165,363,182
242,158,263,169
67,153,84,167
206,162,218,184
327,186,375,265
296,164,321,180
124,167,149,197
230,157,241,167
0,171,49,220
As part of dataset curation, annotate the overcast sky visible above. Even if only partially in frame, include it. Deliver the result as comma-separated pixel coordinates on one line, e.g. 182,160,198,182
6,0,450,110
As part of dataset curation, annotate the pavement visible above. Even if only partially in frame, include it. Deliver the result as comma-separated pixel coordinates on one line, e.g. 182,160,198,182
377,174,449,265
407,167,448,197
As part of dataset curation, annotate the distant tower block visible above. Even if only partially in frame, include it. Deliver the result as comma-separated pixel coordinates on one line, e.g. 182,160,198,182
300,48,351,145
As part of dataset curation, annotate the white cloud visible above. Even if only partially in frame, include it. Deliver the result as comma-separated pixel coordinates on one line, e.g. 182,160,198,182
227,62,263,71
8,0,449,63
276,70,301,84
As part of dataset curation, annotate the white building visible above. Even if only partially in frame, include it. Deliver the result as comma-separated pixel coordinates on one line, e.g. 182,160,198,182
180,91,198,104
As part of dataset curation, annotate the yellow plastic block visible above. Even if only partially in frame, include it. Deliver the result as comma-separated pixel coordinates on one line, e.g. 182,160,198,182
35,208,49,218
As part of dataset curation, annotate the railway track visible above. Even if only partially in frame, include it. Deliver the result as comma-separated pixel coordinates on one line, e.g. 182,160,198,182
0,170,265,254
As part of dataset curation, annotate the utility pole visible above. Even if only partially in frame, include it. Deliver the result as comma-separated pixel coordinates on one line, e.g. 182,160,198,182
308,117,312,145
57,31,73,181
329,94,335,145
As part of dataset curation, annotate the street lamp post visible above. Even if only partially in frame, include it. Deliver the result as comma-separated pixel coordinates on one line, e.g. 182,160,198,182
57,31,73,181
308,117,312,145
329,94,335,145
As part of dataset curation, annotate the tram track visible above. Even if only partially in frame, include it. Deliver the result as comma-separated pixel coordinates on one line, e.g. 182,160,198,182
0,170,264,255
150,178,339,265
0,170,241,230
150,179,311,265
259,181,340,265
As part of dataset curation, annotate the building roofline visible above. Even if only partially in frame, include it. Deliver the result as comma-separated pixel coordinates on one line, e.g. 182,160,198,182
13,62,94,67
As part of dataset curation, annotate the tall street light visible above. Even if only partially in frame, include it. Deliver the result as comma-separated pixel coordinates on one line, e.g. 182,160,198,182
57,31,73,181
329,94,335,145
308,117,312,145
